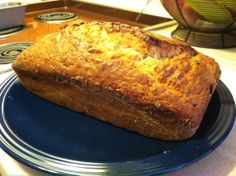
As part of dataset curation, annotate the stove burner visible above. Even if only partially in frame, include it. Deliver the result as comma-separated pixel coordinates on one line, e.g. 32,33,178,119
0,43,32,64
35,12,78,23
0,26,25,39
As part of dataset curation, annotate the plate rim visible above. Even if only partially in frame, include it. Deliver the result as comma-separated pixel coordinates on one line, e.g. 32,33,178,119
0,73,235,175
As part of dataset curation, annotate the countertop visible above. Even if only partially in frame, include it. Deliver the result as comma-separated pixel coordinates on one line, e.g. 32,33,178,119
0,24,236,176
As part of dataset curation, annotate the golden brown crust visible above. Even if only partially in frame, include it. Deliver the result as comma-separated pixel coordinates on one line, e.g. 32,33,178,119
12,21,221,141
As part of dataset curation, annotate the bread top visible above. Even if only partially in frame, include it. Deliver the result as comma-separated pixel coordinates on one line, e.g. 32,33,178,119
13,21,221,126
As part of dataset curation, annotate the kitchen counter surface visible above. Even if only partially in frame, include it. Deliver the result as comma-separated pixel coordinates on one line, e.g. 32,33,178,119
0,4,236,176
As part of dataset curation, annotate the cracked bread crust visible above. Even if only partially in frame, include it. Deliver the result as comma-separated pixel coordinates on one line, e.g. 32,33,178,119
13,21,221,141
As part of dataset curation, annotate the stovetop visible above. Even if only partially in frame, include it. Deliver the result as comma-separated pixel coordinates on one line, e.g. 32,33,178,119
0,42,32,64
35,11,78,23
0,26,25,39
0,7,83,45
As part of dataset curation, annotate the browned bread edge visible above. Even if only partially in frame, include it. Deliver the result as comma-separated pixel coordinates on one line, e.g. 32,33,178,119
12,21,221,141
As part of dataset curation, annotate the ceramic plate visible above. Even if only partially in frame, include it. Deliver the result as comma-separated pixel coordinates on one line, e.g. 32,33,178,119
0,74,235,175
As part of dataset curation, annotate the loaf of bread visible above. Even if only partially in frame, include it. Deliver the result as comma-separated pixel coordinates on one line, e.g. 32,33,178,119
12,21,220,141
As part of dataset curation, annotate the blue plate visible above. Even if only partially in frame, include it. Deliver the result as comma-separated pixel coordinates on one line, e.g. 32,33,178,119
0,74,235,175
